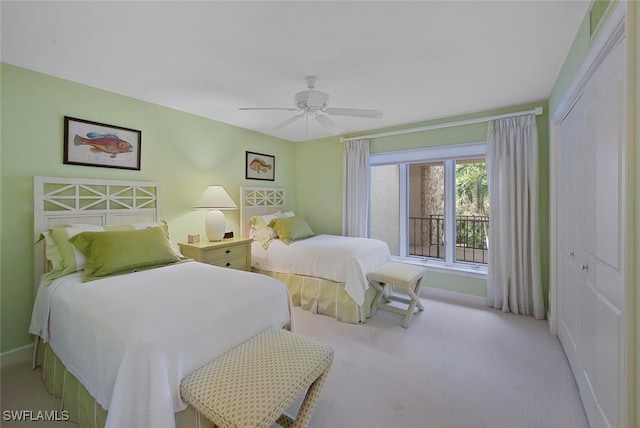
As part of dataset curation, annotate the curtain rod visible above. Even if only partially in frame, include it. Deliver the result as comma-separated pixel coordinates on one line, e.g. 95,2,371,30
340,106,543,143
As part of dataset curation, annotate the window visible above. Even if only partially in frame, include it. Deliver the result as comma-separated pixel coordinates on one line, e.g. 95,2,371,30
370,143,488,272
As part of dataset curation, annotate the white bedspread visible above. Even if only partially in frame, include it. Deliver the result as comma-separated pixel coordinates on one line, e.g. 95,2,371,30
30,261,293,428
251,234,390,305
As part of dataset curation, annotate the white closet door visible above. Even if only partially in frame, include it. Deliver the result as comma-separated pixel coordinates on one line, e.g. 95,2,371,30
580,37,625,428
556,36,626,428
556,98,583,384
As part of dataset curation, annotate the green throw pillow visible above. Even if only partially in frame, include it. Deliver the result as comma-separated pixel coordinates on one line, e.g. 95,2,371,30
43,225,106,284
69,226,182,281
268,216,315,245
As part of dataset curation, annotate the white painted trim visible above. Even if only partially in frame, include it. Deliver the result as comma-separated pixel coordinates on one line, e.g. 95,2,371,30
398,165,409,258
622,1,636,423
444,159,456,265
420,286,487,308
546,310,554,335
551,1,627,122
370,141,486,166
548,122,559,336
1,344,33,368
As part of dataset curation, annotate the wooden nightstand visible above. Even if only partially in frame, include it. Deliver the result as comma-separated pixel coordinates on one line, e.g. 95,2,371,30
179,237,252,271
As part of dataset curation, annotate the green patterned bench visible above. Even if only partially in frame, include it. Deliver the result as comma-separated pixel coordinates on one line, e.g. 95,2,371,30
180,327,333,428
367,262,427,328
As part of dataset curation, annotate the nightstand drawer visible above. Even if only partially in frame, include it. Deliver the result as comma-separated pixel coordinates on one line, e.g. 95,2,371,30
203,245,247,263
179,238,252,272
208,255,249,270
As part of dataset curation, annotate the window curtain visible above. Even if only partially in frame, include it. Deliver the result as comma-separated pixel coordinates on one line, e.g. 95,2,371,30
486,115,544,319
342,139,370,237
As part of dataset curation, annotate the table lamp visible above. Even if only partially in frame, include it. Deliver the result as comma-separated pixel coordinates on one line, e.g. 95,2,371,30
194,185,237,241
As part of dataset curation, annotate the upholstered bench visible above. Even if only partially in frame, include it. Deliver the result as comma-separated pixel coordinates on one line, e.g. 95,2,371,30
367,262,427,328
180,327,333,428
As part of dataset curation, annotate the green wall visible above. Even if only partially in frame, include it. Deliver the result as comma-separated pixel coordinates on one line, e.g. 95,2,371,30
0,63,296,353
635,3,639,422
635,3,639,423
632,2,639,424
295,102,549,304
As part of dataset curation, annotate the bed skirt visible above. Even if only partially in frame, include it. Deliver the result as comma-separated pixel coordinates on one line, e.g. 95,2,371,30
39,342,215,428
252,268,375,324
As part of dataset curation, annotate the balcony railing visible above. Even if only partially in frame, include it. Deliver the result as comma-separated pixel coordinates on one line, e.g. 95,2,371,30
409,214,489,264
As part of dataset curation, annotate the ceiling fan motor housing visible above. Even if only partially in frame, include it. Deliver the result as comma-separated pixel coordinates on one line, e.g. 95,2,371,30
294,90,329,111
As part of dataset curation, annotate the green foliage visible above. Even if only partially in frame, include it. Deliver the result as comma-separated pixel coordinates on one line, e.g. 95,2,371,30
456,162,488,216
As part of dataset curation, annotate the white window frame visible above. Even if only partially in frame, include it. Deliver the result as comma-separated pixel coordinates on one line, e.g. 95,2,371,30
370,142,488,278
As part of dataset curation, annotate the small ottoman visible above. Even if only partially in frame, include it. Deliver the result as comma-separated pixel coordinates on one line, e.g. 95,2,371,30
367,262,427,328
180,327,333,428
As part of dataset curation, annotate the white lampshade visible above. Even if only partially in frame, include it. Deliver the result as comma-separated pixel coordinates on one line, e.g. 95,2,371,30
194,185,237,241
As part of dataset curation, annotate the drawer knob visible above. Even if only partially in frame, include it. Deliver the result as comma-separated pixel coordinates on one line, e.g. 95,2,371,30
226,249,231,254
226,262,231,267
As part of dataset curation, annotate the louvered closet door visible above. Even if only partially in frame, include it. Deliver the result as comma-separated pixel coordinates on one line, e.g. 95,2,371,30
556,36,626,428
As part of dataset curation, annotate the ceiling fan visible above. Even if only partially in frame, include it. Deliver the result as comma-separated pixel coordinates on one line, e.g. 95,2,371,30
239,76,383,132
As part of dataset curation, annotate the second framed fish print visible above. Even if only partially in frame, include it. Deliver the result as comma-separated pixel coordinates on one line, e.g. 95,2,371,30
246,151,275,181
63,116,142,170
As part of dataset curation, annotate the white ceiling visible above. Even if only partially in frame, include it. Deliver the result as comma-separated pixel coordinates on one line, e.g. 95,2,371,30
1,1,590,142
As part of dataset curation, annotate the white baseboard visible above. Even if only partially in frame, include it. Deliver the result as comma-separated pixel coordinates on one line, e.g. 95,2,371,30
1,343,33,368
547,310,556,335
421,286,487,307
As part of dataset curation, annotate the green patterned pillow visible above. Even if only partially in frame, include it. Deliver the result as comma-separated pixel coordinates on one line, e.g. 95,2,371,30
69,226,183,282
268,216,315,245
250,213,283,249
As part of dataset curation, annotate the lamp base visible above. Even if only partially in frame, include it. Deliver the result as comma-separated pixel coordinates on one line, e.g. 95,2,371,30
204,210,226,241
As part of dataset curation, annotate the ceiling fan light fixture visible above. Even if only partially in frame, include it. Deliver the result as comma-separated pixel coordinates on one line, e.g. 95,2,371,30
294,90,329,111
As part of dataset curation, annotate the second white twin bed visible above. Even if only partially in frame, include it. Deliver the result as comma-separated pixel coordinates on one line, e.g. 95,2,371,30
241,187,391,323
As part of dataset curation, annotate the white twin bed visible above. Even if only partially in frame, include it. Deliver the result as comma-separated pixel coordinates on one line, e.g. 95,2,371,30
30,177,293,428
240,187,391,324
30,178,390,428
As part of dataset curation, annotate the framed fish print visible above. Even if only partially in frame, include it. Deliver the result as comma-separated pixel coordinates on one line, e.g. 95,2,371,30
63,116,142,170
245,151,275,181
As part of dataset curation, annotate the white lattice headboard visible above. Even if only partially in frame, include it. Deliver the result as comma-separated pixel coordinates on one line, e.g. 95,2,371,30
34,176,161,284
240,187,286,238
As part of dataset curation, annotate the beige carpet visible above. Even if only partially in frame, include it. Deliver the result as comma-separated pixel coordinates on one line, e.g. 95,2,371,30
287,297,590,428
1,297,589,428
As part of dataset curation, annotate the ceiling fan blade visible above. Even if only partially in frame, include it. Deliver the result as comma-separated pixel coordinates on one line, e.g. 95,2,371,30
239,107,298,111
274,113,305,130
315,115,341,133
325,108,383,119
